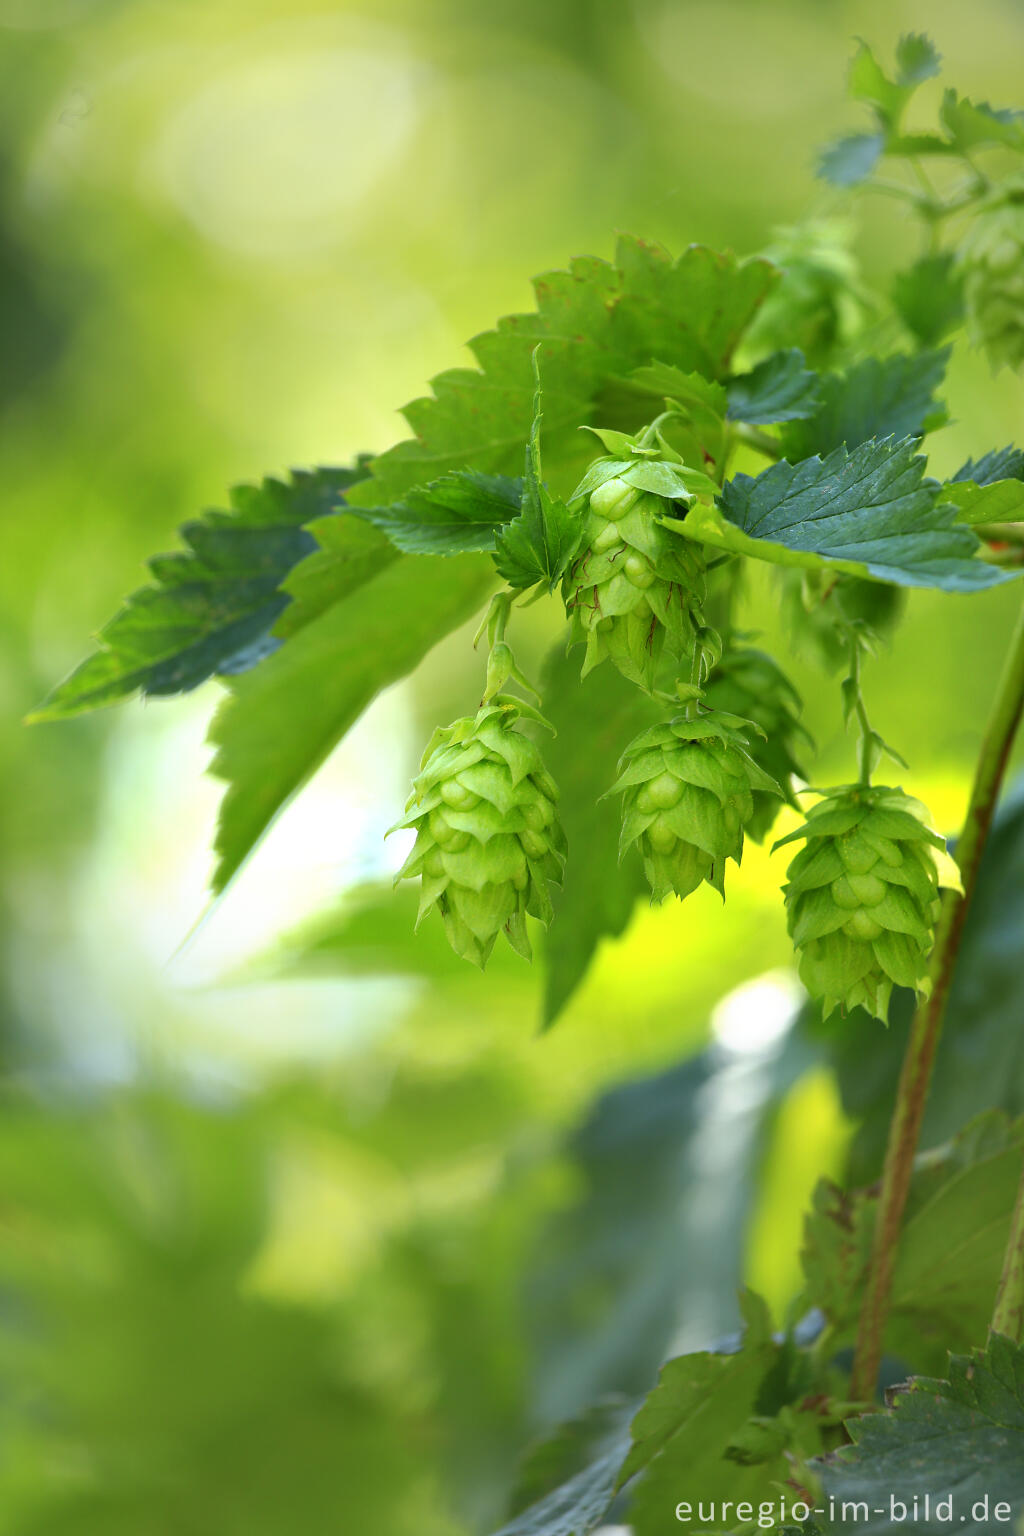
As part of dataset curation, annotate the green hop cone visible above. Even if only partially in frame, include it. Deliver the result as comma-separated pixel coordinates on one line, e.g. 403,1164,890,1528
610,701,783,901
703,646,812,841
776,785,962,1024
961,183,1024,371
563,458,707,693
392,697,566,967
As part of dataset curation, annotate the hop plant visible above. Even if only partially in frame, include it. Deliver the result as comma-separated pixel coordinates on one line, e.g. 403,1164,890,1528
703,646,812,841
961,182,1024,371
392,697,566,967
563,437,707,693
610,698,783,901
777,785,962,1023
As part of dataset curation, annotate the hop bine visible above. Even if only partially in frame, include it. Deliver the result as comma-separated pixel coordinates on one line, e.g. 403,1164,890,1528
562,433,708,693
961,181,1024,371
392,696,566,967
703,646,812,841
776,785,962,1023
610,696,783,901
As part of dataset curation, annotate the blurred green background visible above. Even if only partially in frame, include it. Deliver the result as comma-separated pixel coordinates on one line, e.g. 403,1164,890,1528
2,1,1024,1531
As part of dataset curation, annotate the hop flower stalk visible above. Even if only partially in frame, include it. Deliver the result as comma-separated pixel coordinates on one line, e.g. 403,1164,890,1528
610,697,783,901
392,696,566,967
777,785,962,1023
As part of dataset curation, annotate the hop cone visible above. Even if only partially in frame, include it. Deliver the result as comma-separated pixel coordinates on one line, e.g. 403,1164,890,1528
704,647,811,841
777,785,962,1023
393,699,566,967
611,705,782,901
563,471,706,693
961,184,1024,370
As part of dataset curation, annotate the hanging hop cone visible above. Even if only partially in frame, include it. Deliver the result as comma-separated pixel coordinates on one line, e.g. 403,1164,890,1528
776,785,962,1024
704,646,812,842
610,700,783,901
562,438,707,693
391,697,566,967
961,182,1024,371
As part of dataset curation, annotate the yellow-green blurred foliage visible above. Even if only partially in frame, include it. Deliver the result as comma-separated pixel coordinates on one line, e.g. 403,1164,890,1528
2,1,1024,1531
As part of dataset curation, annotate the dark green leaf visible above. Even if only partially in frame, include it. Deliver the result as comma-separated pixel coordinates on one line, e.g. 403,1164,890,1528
502,1401,635,1532
675,437,1007,592
354,471,523,556
493,364,583,590
208,555,493,892
892,254,964,347
941,90,1024,151
726,349,821,424
953,448,1024,486
779,348,949,460
345,239,778,511
492,1429,627,1536
538,644,658,1026
817,133,885,187
821,1336,1024,1534
30,468,356,720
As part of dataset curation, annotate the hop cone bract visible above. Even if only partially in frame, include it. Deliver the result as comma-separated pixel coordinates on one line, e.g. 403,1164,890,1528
777,785,962,1023
611,706,782,901
704,646,811,841
393,699,566,967
961,184,1024,371
563,470,706,692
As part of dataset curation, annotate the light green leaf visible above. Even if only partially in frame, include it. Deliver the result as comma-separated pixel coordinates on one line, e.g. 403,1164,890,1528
941,89,1024,151
822,1336,1024,1534
346,239,777,509
30,468,356,720
538,642,659,1027
944,479,1024,525
493,358,584,590
276,513,399,638
208,555,494,892
353,471,523,556
726,348,821,424
892,254,964,347
670,438,1008,593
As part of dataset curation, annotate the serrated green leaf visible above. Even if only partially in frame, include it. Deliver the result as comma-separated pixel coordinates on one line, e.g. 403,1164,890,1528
352,471,523,556
630,362,728,420
275,514,400,638
779,348,949,460
941,89,1024,151
953,447,1024,486
849,42,908,128
726,348,821,424
821,1336,1024,1534
895,33,942,86
944,479,1024,525
345,239,777,510
892,254,965,347
208,555,494,892
538,643,659,1027
671,437,1008,592
493,362,583,590
30,468,356,720
817,133,885,187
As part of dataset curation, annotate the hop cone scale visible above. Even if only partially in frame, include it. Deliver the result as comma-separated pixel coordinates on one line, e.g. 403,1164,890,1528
393,699,566,966
777,785,962,1023
563,473,706,692
703,646,811,841
961,184,1024,371
611,705,782,901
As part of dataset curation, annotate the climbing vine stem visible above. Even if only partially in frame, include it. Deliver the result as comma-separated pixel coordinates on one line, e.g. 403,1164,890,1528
850,598,1024,1401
